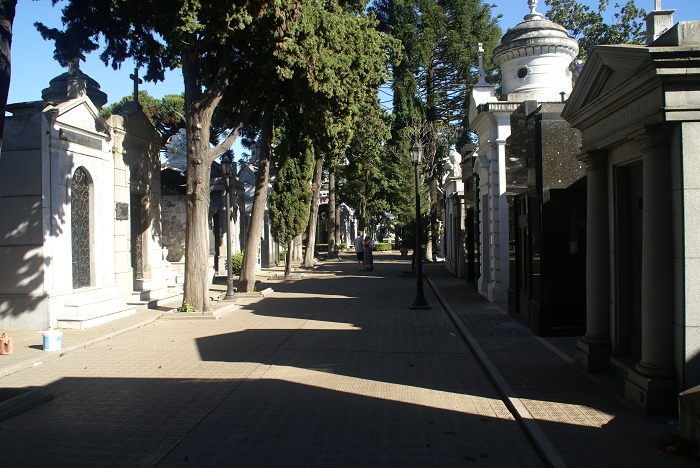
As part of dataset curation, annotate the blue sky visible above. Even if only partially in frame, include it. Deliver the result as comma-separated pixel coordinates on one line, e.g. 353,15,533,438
9,0,700,108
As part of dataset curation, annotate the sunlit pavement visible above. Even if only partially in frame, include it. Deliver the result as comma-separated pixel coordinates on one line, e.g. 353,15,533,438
0,252,694,467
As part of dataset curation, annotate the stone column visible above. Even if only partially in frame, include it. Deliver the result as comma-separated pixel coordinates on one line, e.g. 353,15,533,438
626,126,676,412
575,151,611,371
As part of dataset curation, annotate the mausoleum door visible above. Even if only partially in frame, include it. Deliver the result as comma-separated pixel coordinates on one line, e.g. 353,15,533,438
614,163,643,361
71,167,92,289
130,193,147,281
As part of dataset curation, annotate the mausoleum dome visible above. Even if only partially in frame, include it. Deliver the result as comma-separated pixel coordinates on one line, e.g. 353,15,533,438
493,0,579,102
42,69,108,109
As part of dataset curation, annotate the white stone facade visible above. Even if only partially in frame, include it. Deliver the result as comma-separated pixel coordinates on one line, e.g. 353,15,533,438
468,0,578,302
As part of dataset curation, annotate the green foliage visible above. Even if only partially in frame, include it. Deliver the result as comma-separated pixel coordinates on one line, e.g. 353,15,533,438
545,0,647,61
102,91,185,142
39,0,395,306
370,0,501,227
177,301,196,313
231,251,244,276
339,94,393,227
270,111,314,247
374,242,393,251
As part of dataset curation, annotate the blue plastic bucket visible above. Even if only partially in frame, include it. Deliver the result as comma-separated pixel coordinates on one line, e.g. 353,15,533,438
41,330,62,351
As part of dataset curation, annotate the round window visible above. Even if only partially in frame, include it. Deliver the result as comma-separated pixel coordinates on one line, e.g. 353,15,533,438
516,66,529,79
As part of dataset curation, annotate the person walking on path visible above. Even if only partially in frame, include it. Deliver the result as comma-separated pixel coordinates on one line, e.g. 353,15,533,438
353,231,365,270
363,236,374,271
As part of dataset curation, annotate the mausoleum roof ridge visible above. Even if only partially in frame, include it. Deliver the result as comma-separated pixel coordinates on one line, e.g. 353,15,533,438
41,69,108,109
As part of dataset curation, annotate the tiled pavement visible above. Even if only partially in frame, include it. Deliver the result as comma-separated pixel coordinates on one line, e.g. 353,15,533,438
0,252,696,467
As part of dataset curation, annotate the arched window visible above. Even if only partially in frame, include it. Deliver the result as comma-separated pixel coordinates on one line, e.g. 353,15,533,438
71,167,91,288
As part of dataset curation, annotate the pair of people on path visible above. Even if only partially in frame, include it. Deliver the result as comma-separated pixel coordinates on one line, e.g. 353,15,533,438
354,232,374,271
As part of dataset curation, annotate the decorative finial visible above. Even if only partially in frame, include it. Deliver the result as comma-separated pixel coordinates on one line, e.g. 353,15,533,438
524,0,543,21
655,0,662,10
476,43,488,85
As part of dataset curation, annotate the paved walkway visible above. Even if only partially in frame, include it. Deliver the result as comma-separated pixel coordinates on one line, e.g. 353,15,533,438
0,252,695,467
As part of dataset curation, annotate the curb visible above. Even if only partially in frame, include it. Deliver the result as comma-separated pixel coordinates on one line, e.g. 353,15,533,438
159,301,239,320
426,275,567,468
0,389,53,422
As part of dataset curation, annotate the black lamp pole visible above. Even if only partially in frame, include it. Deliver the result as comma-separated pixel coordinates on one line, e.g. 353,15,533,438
409,142,431,310
221,151,236,300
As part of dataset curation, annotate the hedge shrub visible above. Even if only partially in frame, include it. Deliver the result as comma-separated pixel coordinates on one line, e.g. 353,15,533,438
231,251,244,275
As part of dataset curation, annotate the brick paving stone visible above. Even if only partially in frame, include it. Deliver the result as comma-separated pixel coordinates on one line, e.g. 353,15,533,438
0,253,542,467
424,262,699,468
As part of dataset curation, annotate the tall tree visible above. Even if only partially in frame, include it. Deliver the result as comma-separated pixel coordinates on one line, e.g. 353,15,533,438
545,0,646,61
0,0,16,156
269,114,314,276
39,0,391,302
303,153,324,267
36,0,304,311
339,94,392,229
372,0,500,258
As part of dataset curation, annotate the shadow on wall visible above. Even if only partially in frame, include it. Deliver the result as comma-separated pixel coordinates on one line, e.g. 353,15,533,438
0,112,72,322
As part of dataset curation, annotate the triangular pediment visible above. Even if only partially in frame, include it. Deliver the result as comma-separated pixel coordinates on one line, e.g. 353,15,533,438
563,45,652,121
49,95,110,137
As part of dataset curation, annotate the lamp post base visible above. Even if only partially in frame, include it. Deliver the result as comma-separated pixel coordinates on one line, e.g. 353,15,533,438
223,291,236,301
409,299,432,310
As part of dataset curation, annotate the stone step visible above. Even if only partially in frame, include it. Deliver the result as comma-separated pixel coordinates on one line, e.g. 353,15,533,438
58,306,137,330
129,286,170,303
127,292,181,309
63,296,121,317
133,278,153,292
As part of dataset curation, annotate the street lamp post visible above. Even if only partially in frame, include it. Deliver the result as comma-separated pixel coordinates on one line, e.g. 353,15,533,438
221,151,236,300
409,142,431,310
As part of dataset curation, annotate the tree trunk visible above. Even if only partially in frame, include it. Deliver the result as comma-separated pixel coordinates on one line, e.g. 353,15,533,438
284,241,292,276
327,168,337,258
238,103,274,292
0,0,16,156
335,203,341,248
303,156,324,267
182,107,216,311
293,234,303,261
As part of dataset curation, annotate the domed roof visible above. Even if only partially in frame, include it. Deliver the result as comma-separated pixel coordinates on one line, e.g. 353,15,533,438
493,1,578,66
41,69,108,109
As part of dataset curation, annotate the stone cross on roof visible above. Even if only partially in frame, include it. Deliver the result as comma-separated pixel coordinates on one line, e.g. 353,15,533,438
129,68,142,109
655,0,662,10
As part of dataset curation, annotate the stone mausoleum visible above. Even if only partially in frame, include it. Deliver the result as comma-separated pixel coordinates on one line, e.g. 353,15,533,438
0,69,173,330
562,5,700,412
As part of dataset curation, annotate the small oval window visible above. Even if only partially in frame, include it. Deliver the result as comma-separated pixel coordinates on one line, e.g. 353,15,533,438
516,67,528,79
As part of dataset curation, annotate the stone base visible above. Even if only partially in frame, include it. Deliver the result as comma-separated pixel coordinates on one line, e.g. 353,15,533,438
679,385,700,445
625,369,677,413
575,338,611,372
486,284,508,303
